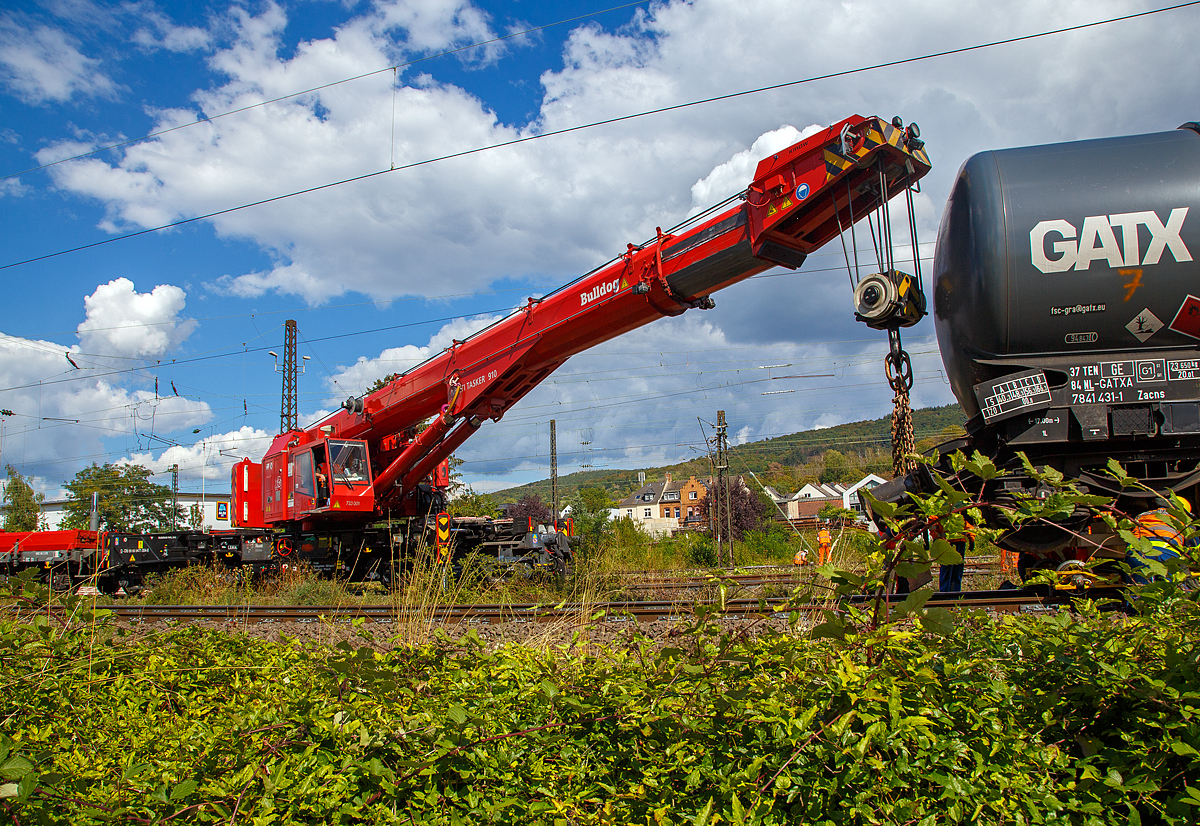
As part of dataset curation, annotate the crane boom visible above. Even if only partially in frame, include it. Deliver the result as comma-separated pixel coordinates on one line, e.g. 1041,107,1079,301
232,114,930,531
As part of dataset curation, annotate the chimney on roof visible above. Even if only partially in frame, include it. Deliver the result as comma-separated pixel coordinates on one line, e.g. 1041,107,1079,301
665,472,672,483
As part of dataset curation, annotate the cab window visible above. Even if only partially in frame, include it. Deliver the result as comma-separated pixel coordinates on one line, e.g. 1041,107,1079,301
293,450,315,497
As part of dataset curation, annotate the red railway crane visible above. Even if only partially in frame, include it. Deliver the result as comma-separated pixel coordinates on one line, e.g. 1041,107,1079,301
231,114,930,540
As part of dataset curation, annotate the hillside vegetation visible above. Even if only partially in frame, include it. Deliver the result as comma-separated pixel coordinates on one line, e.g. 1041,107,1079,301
490,404,965,504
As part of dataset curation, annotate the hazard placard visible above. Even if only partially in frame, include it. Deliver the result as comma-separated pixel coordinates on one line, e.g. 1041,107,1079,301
1169,294,1200,340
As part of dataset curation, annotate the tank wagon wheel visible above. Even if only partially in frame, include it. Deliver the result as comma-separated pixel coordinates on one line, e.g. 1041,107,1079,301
97,577,120,597
118,576,142,597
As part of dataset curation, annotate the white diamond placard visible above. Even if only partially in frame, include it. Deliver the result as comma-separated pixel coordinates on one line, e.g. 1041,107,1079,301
1127,308,1163,343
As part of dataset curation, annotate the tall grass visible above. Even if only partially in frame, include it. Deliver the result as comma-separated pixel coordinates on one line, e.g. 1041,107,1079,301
134,562,377,607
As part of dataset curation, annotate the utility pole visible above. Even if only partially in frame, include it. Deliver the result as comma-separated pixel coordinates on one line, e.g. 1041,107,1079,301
170,464,179,529
550,419,558,528
715,410,732,567
280,319,298,433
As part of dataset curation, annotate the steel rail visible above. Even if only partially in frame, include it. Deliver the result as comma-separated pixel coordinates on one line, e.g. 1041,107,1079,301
69,588,1055,625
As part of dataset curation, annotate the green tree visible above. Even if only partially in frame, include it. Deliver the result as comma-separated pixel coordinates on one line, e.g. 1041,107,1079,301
817,503,859,521
447,488,498,518
818,449,857,485
188,503,205,529
565,486,614,559
2,464,44,531
61,463,181,532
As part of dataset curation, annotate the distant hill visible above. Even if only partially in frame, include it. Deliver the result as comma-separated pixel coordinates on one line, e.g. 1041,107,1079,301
486,404,965,505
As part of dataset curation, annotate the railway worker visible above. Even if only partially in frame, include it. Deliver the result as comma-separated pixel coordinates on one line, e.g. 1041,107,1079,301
792,543,808,566
1127,498,1190,585
938,519,974,594
315,466,329,507
816,524,833,566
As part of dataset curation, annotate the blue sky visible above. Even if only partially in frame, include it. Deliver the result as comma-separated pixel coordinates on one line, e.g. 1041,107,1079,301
1,0,1197,498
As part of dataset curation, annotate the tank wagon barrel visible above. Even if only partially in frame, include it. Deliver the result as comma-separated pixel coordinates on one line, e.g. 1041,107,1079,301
873,121,1200,573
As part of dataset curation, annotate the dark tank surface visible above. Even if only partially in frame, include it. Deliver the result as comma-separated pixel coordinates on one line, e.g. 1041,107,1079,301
934,125,1200,424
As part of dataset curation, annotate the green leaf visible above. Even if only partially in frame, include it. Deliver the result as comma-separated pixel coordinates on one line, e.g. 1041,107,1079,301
0,784,17,799
0,755,33,781
694,797,715,826
928,539,963,566
1169,740,1200,757
810,618,846,641
170,778,198,801
895,561,931,580
895,589,933,618
918,608,956,636
447,705,468,726
862,491,895,520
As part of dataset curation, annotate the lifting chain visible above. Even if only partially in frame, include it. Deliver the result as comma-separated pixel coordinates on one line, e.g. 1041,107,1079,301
885,327,916,476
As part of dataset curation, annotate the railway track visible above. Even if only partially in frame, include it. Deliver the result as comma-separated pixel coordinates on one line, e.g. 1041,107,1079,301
616,558,1006,593
69,588,1055,625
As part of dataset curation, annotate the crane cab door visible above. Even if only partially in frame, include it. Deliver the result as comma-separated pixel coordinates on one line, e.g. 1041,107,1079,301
291,448,318,515
289,439,375,520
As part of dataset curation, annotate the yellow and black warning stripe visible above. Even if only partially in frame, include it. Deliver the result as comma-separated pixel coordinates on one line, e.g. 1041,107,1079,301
821,118,927,183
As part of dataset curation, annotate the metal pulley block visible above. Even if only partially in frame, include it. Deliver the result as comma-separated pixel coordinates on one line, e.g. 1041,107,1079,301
853,269,927,330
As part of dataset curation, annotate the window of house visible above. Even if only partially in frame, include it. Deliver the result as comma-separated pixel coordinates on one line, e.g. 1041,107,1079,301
674,507,680,518
644,508,651,518
663,491,679,502
687,506,694,517
689,491,697,500
626,509,633,517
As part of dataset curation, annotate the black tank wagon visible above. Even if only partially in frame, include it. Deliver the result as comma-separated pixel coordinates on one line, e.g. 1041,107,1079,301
880,122,1200,566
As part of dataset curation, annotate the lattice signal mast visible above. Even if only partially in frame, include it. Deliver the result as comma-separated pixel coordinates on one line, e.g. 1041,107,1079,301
280,320,298,434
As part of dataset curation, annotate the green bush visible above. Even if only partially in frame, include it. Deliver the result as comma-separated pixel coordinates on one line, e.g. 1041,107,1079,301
2,598,1198,824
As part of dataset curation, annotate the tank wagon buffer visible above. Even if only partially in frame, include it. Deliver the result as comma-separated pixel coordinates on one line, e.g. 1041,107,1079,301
230,114,931,569
869,121,1200,580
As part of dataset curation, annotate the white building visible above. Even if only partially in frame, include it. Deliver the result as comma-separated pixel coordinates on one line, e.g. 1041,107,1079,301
9,491,234,532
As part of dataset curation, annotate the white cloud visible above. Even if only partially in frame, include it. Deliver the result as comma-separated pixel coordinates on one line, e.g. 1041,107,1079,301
325,313,505,400
35,0,1198,310
373,0,505,64
0,332,211,479
689,124,823,213
0,17,117,103
120,426,274,484
76,278,198,359
128,6,210,53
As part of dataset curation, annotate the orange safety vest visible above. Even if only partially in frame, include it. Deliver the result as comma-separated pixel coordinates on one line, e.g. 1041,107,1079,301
817,528,832,547
1133,508,1183,547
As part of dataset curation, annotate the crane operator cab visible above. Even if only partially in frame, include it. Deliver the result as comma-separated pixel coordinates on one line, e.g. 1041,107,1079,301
296,439,372,516
245,435,377,527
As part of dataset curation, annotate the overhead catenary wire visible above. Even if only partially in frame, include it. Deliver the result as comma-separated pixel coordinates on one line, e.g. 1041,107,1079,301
4,1,1196,272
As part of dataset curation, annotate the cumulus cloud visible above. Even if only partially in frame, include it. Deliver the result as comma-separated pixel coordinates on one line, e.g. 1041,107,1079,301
76,278,198,359
325,313,505,399
0,331,211,480
689,124,823,213
35,0,1199,310
0,17,117,103
128,5,210,53
120,426,274,484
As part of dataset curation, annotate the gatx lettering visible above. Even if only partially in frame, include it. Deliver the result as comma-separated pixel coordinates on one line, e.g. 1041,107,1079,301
1029,209,1192,273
